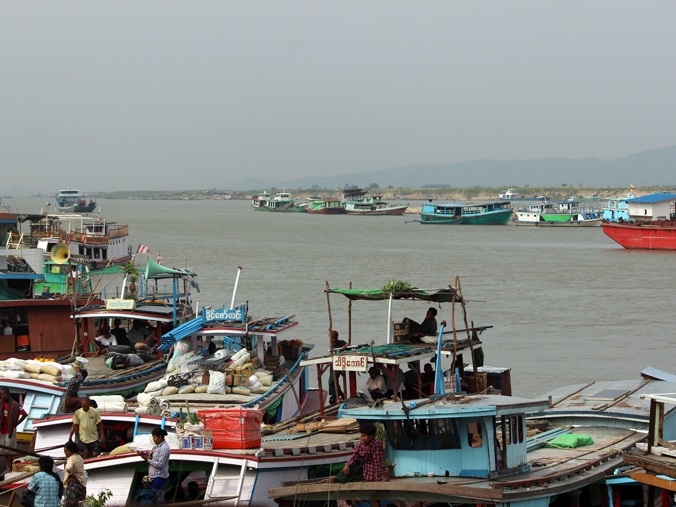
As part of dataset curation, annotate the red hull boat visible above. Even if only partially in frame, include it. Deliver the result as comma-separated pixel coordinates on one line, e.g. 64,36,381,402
603,220,676,250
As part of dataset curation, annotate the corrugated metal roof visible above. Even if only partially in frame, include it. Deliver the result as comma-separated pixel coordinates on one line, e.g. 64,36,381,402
535,379,676,419
627,193,676,203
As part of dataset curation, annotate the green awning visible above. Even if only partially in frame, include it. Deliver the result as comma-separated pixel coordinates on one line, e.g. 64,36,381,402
327,288,462,303
0,284,25,301
337,344,422,355
94,266,125,275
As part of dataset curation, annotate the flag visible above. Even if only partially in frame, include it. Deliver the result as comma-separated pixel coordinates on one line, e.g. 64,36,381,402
157,251,162,265
136,244,150,255
630,184,634,189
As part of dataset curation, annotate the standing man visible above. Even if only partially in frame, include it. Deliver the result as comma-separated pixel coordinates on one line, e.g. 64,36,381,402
68,398,104,459
0,387,27,476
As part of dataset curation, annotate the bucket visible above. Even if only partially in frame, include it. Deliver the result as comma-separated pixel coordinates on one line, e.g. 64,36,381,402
17,335,30,352
74,356,89,369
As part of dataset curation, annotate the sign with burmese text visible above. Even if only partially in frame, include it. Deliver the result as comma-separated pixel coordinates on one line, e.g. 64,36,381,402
203,305,245,323
106,299,136,310
333,355,368,372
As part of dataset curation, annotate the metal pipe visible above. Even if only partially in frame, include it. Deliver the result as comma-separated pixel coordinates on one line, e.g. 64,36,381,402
230,266,243,308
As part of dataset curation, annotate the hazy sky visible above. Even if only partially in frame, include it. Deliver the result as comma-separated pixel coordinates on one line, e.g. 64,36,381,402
2,2,675,193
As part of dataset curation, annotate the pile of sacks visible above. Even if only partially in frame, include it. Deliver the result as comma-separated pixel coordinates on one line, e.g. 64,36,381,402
136,392,172,416
140,339,275,399
90,395,128,413
0,359,74,383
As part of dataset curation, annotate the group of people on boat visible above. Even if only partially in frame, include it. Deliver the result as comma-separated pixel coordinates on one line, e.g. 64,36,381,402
92,318,167,356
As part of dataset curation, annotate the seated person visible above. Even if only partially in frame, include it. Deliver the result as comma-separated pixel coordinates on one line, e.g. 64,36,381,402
328,330,346,403
94,331,117,355
364,366,387,399
41,286,52,298
201,342,217,357
404,362,421,399
403,307,438,343
128,320,150,350
421,363,435,396
385,367,406,399
110,319,130,346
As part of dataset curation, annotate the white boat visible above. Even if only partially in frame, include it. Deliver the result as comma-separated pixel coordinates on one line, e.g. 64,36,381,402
498,188,546,201
55,188,97,213
514,199,603,226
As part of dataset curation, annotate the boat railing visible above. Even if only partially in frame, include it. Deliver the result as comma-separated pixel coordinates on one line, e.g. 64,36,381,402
108,225,128,238
242,350,307,408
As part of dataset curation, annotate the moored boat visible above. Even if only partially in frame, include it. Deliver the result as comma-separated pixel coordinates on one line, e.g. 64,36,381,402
340,186,408,215
602,193,676,250
251,191,308,212
416,201,513,224
55,188,97,213
514,199,602,226
305,198,346,214
603,190,634,222
498,188,546,201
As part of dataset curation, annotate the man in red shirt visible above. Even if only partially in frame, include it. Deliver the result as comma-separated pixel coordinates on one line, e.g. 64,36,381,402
0,387,27,476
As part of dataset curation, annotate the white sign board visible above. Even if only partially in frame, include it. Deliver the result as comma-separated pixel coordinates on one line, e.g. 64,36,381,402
444,376,456,392
106,299,136,310
332,355,368,372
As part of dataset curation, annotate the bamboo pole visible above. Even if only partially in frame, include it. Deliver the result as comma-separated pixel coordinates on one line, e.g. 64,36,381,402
348,282,352,346
326,282,340,401
457,278,478,387
449,278,459,382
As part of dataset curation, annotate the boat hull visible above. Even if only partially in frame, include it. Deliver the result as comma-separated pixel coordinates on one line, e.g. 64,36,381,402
603,222,676,250
420,209,513,225
345,206,407,215
514,218,602,227
253,206,307,212
307,208,346,215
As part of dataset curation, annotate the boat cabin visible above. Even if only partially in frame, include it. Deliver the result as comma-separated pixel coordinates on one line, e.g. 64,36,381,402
342,396,548,478
626,193,676,222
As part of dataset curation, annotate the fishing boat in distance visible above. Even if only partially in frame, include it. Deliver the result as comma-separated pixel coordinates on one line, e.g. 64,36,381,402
251,191,307,212
305,197,346,214
341,186,408,215
514,199,602,226
498,188,546,201
602,193,676,250
55,188,97,213
415,201,513,224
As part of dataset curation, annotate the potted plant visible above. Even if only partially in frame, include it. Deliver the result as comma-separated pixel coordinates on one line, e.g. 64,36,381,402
122,261,139,299
375,423,396,481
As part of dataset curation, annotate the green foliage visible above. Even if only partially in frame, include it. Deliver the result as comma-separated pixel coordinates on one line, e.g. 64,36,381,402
381,280,411,293
175,401,201,429
84,489,112,507
383,457,394,467
375,422,388,449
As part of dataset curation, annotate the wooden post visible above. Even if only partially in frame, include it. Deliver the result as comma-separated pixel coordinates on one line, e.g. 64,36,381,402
348,282,352,345
457,278,478,388
326,281,340,401
449,280,458,381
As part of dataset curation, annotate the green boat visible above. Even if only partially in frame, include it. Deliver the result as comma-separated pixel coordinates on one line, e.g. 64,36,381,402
251,192,308,212
416,201,514,225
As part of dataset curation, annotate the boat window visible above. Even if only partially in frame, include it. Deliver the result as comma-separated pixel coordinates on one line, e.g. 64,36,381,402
467,420,483,448
384,418,461,451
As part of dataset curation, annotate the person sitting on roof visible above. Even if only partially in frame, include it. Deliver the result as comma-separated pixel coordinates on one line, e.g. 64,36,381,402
403,307,438,343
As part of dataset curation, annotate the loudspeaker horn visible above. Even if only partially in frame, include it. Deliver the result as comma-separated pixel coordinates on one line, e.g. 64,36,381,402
50,243,71,264
145,256,188,279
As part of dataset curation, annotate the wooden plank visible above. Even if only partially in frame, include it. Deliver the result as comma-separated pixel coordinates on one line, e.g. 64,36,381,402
630,473,676,493
550,382,595,408
624,452,676,478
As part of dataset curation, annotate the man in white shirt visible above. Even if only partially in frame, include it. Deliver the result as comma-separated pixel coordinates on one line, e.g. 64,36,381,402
365,367,387,397
93,331,117,354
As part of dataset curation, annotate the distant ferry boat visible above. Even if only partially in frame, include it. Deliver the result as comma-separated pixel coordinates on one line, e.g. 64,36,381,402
341,186,407,215
55,188,96,213
415,201,513,224
498,188,546,201
514,200,602,226
251,192,307,212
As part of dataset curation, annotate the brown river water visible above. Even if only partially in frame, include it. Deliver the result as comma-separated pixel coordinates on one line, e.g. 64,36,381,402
8,197,676,398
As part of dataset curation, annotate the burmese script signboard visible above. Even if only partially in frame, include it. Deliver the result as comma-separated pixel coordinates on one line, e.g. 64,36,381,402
333,355,368,372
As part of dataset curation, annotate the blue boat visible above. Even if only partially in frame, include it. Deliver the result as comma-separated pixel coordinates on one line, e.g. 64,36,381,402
603,191,634,223
417,201,514,225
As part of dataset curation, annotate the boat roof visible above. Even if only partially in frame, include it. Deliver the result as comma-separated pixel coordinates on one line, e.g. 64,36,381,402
76,304,184,322
340,394,549,419
531,377,676,420
301,343,436,367
426,201,508,207
627,193,676,203
327,287,462,303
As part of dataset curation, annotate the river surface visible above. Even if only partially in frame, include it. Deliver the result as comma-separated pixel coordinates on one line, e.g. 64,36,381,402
7,197,676,398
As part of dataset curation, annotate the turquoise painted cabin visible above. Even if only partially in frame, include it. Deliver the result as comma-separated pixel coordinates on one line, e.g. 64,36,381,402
341,396,548,479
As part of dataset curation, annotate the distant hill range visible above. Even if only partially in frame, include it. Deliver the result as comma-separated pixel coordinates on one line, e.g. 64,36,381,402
233,145,676,190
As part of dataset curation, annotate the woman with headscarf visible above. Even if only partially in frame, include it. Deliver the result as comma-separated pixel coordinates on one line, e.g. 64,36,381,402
62,441,86,507
137,428,171,504
26,456,63,507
